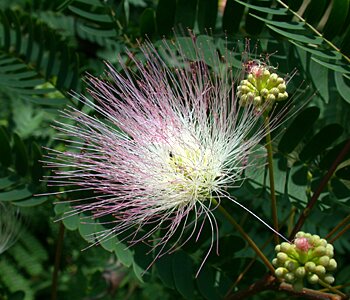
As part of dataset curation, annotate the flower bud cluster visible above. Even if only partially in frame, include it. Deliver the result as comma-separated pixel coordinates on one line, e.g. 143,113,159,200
272,231,337,291
237,62,288,111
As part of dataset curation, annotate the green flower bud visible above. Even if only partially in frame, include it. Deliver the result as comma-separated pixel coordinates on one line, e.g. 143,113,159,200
295,231,305,238
262,69,270,77
315,265,326,276
326,244,334,257
241,79,249,85
327,259,337,271
270,87,279,96
269,73,278,83
308,274,319,284
309,234,320,245
295,267,306,278
277,92,288,101
241,85,250,93
272,258,278,267
277,77,284,84
277,83,286,92
319,239,327,247
277,252,289,263
275,267,288,278
285,260,298,271
318,256,330,267
280,242,292,253
260,88,269,97
254,96,262,106
266,94,276,103
247,74,255,84
272,231,337,290
314,246,326,256
237,62,288,111
239,95,247,106
285,272,295,283
324,274,335,285
305,261,316,272
247,92,255,101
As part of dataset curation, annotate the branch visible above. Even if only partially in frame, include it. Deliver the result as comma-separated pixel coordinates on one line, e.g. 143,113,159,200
289,139,350,239
225,274,348,300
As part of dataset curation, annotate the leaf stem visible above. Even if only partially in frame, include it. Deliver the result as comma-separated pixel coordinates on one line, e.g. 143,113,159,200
226,275,346,300
328,224,350,244
318,279,348,299
276,0,350,64
264,115,279,244
211,198,275,274
326,214,350,240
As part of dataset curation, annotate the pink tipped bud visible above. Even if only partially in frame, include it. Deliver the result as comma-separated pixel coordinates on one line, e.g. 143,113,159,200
295,237,311,252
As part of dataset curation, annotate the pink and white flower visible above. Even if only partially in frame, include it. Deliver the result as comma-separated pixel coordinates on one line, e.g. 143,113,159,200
46,38,283,271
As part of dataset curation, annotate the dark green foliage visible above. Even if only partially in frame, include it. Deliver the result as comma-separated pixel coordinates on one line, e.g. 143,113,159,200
0,0,349,299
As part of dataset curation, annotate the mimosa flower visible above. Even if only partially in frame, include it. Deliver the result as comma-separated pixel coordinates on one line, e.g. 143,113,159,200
47,38,285,272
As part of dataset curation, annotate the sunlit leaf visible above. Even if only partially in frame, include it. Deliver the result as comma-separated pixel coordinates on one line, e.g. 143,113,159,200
266,24,323,45
234,0,288,15
311,57,350,74
249,13,305,30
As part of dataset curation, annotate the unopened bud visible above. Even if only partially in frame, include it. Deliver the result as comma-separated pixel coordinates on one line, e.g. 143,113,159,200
326,244,334,257
237,62,288,111
314,246,326,256
277,92,288,101
254,96,262,106
318,256,330,267
305,261,316,272
272,232,337,290
315,265,326,276
260,88,269,96
270,87,279,96
262,69,270,77
275,267,288,278
247,92,255,101
285,272,295,283
266,94,276,103
285,260,298,271
327,259,337,271
319,239,327,247
277,252,288,263
269,73,278,83
277,84,286,92
295,231,305,238
324,275,335,284
308,274,319,284
280,242,291,253
272,258,278,267
295,267,306,278
309,235,320,244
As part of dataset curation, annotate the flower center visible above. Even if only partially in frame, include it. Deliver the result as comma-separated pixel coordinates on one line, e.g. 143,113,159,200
165,138,220,205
